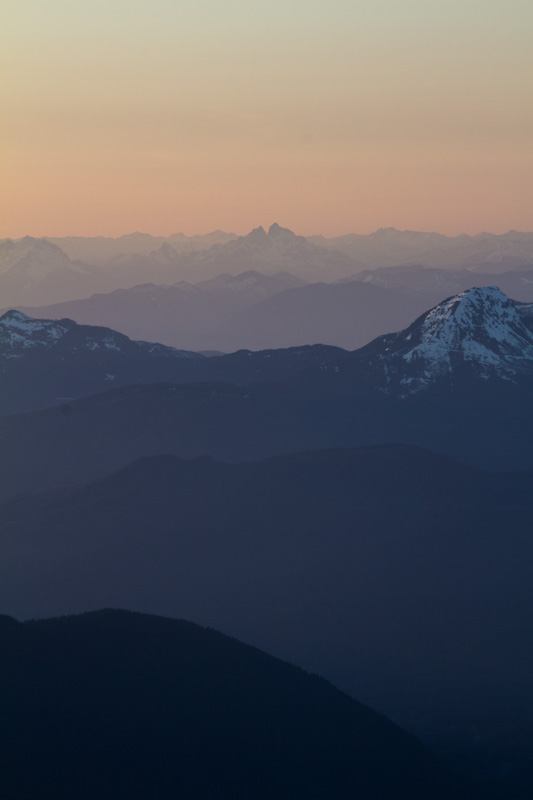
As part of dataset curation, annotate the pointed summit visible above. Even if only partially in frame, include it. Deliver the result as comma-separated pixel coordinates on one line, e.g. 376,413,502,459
245,225,267,242
268,223,295,238
405,287,533,362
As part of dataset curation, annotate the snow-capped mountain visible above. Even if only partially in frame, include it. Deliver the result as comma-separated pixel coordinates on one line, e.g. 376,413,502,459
359,287,533,393
0,309,200,362
0,310,202,413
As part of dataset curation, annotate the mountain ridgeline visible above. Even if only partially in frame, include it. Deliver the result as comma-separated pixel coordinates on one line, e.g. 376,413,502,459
3,256,533,798
3,225,533,307
2,287,533,476
0,609,475,800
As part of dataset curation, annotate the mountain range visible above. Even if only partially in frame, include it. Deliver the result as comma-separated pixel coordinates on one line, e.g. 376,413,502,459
46,229,237,265
310,227,533,271
12,274,423,352
349,263,533,307
0,225,356,306
3,288,533,512
4,276,533,795
3,225,533,308
1,446,532,796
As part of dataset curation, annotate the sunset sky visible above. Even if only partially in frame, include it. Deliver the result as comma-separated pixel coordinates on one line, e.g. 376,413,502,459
2,0,532,238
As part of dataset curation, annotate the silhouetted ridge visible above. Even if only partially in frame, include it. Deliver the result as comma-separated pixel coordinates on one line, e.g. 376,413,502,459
0,609,472,799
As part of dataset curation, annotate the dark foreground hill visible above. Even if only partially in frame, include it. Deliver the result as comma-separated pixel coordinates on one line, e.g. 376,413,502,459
0,609,471,800
2,445,533,796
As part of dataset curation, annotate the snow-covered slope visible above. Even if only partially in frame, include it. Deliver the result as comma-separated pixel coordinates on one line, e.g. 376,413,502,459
360,287,533,393
0,310,198,364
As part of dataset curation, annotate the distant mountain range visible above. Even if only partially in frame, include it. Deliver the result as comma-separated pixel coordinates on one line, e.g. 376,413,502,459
349,263,533,307
3,225,533,307
310,227,533,271
0,238,101,306
12,274,424,352
46,229,237,265
0,609,473,800
0,225,356,306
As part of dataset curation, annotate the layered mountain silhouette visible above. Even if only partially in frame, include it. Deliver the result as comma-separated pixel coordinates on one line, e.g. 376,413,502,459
169,223,356,282
200,279,423,352
350,263,533,307
0,238,101,306
46,230,237,265
4,272,533,796
310,228,533,271
1,447,532,795
0,225,356,307
0,609,474,800
2,288,533,474
4,226,533,310
10,270,316,352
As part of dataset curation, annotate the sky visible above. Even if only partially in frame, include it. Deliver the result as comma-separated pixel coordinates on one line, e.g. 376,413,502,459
2,0,532,238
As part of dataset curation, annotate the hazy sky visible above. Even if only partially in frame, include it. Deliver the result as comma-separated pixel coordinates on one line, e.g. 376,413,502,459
2,0,532,237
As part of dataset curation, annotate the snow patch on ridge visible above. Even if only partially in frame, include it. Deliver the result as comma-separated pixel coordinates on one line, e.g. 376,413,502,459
0,310,69,349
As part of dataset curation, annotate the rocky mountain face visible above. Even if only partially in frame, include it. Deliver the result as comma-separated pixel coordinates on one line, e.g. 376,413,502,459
355,287,533,394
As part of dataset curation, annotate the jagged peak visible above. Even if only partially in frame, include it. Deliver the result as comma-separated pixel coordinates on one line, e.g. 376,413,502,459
268,223,295,238
245,226,267,241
